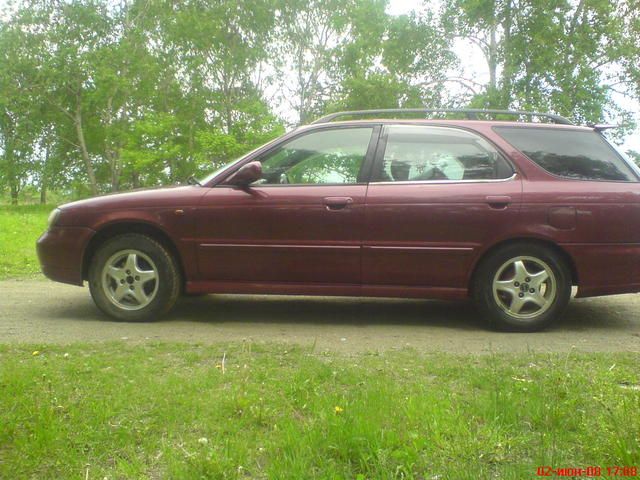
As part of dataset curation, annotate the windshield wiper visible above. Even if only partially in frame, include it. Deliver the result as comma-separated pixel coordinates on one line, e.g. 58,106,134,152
187,176,202,186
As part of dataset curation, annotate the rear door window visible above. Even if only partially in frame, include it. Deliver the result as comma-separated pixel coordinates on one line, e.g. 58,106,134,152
494,127,637,182
373,125,514,182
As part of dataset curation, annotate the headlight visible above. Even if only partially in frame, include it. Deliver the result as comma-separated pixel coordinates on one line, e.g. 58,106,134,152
47,208,61,229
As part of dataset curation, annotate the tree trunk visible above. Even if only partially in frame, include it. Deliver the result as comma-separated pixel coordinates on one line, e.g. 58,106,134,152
168,157,175,183
488,25,498,91
40,142,50,205
500,0,514,108
105,145,120,192
3,121,18,205
74,90,98,195
105,95,121,192
220,67,234,134
132,171,140,189
10,183,18,205
110,166,120,192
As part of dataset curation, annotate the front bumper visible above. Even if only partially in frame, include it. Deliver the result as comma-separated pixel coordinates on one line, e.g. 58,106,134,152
36,226,95,286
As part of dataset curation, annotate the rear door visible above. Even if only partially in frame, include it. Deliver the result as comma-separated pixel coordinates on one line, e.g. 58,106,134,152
363,124,522,291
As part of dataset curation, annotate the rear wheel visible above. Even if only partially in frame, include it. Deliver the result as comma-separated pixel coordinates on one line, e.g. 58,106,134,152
473,243,571,331
88,234,181,321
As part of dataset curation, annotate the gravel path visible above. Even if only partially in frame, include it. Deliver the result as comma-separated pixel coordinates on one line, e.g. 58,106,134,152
1,279,639,353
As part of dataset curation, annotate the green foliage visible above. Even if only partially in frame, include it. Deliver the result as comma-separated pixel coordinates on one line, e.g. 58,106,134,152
330,73,423,112
330,9,457,113
120,113,191,186
1,343,639,478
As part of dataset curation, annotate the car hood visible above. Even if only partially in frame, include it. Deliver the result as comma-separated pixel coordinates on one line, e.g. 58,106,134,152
59,185,206,211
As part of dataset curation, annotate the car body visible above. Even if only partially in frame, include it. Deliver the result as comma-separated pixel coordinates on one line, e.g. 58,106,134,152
37,110,640,330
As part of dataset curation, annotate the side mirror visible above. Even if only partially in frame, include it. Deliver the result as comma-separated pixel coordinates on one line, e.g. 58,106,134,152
225,161,262,187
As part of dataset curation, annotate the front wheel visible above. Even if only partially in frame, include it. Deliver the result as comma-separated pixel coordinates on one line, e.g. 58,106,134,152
473,243,571,332
88,234,181,321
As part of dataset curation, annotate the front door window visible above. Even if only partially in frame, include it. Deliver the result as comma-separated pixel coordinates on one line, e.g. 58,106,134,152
255,127,374,185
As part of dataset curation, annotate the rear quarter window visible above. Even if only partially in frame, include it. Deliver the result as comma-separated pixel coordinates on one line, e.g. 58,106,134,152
494,127,637,182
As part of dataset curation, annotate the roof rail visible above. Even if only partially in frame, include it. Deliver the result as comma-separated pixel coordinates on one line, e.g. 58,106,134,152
311,108,573,125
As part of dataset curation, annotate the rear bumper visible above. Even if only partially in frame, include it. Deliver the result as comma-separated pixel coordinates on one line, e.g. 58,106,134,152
36,226,95,286
562,243,640,298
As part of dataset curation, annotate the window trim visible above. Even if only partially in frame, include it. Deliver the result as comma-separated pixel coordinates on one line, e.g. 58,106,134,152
209,124,382,188
370,173,518,186
492,125,640,183
370,124,516,184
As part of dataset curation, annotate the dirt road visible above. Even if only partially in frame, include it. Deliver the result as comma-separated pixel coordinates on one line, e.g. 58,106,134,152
1,279,639,353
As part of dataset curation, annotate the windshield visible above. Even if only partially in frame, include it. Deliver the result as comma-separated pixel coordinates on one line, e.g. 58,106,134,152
198,139,279,185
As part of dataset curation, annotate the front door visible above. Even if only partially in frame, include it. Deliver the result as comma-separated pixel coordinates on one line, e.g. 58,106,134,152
363,125,522,291
195,125,378,286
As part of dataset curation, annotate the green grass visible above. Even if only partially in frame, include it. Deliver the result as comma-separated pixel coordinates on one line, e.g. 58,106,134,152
0,205,52,279
1,343,638,479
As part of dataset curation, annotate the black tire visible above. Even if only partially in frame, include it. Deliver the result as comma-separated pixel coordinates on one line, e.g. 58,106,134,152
88,233,181,321
472,242,571,332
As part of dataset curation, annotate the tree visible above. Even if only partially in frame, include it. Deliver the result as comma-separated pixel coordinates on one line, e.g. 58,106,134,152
159,0,277,132
24,0,116,196
0,17,44,204
271,0,374,124
442,0,640,127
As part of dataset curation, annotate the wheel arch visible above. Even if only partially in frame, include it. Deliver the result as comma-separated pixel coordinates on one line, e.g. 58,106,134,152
82,221,186,285
468,237,578,294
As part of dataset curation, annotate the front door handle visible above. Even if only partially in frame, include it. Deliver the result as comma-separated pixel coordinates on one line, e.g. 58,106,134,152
323,196,353,211
485,195,511,209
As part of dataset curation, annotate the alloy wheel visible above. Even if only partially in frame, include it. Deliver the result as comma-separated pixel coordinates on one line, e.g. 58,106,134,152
492,256,557,319
101,249,159,311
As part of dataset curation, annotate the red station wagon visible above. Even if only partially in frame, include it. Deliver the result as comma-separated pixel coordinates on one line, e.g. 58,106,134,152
37,109,640,331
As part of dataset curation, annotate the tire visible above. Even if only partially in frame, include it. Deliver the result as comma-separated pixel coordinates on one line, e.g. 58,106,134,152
88,233,181,321
472,242,571,332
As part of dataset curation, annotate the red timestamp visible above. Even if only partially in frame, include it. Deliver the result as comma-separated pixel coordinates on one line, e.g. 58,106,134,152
608,467,640,477
536,466,638,477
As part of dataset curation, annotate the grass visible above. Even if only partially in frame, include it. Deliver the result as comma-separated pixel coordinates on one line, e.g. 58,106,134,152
1,205,639,478
1,343,638,479
0,205,52,279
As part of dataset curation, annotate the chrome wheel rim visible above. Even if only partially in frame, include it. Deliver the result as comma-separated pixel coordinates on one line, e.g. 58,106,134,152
492,256,556,320
101,249,159,311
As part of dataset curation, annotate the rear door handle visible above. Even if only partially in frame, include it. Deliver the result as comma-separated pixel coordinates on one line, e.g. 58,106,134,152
485,195,511,209
323,196,353,211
